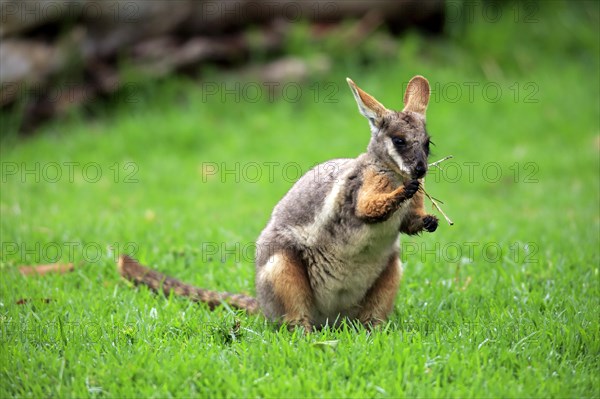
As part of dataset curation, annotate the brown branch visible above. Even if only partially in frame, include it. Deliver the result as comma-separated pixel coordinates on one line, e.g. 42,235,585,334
117,255,260,314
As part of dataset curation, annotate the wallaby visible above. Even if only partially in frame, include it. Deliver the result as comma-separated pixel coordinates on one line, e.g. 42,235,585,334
118,75,438,332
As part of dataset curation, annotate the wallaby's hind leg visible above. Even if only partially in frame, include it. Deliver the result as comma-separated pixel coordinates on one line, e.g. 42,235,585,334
256,251,314,332
357,254,402,328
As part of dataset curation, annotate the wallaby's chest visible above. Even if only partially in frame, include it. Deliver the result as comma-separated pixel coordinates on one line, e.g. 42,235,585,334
303,200,410,321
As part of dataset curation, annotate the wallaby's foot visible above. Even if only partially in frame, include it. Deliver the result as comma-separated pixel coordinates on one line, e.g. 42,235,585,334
286,317,313,334
360,317,384,332
423,215,438,232
402,179,420,200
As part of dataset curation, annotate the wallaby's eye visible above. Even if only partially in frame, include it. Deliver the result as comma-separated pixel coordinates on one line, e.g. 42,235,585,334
392,137,406,148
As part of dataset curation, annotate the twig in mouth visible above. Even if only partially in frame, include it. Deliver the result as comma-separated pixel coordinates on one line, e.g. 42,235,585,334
428,155,454,169
421,155,455,226
420,187,454,226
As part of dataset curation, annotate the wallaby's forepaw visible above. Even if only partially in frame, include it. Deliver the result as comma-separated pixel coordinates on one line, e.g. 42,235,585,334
402,179,420,200
423,215,438,232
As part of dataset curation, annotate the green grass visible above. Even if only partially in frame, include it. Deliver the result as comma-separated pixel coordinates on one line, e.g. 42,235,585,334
1,2,599,397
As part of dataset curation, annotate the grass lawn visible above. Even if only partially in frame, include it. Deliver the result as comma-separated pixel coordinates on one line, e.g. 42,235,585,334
1,2,599,397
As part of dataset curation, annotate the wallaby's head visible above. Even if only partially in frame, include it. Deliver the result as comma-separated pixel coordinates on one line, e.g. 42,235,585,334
347,76,431,180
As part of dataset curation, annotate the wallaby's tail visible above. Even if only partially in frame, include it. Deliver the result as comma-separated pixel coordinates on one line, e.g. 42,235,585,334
117,255,260,314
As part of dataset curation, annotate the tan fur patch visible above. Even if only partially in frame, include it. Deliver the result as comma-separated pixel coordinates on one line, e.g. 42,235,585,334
268,252,313,329
356,168,406,220
358,254,402,326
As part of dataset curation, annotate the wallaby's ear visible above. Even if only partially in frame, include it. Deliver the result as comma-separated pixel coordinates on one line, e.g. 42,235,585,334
402,75,430,117
346,78,390,128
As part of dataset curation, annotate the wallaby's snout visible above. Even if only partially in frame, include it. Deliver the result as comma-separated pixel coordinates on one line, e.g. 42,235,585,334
402,141,429,179
414,160,427,179
412,140,430,179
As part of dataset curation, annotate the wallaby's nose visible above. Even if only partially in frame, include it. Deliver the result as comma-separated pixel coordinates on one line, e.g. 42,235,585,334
414,162,427,179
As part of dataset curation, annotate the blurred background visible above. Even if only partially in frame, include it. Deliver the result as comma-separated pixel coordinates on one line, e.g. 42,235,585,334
2,0,445,133
1,0,594,134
